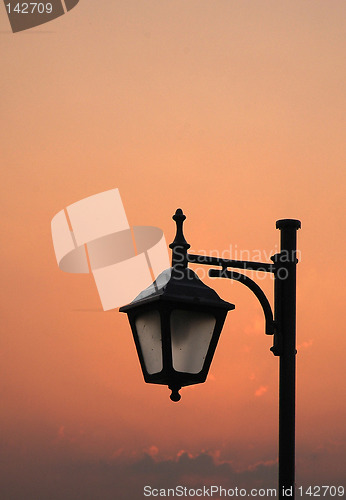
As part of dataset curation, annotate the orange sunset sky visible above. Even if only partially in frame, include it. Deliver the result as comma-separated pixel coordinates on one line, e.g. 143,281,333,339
1,1,345,499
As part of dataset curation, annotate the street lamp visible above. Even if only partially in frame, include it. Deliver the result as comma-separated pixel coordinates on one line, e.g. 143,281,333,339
120,208,301,500
120,210,234,402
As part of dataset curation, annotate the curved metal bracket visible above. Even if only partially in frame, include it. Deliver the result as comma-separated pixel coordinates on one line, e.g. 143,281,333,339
209,268,275,336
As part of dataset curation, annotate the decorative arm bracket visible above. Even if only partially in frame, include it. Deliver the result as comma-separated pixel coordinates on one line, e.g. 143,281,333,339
208,268,275,336
186,251,279,355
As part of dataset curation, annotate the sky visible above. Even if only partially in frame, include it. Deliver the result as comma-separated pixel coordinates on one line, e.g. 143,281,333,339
1,1,345,499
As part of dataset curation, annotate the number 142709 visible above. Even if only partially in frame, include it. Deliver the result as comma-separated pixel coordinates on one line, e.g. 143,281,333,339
6,3,53,14
298,486,344,497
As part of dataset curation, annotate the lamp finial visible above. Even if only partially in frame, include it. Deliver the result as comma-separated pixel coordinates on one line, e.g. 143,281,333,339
169,208,190,270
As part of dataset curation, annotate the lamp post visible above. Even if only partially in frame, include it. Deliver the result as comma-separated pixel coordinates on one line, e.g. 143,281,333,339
120,208,301,500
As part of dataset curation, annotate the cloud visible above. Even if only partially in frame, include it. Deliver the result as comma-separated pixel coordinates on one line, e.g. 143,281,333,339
145,445,159,457
2,443,345,500
297,339,313,350
255,385,268,397
0,449,277,500
130,450,277,487
244,316,264,336
58,425,65,439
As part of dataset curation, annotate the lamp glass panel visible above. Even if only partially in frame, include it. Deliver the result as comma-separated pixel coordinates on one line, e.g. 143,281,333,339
135,310,163,375
170,310,216,374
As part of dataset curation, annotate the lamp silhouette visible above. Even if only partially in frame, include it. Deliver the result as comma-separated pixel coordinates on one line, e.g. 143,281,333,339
120,208,301,500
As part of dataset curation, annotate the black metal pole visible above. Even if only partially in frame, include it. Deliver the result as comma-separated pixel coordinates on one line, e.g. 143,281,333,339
171,210,301,496
275,219,301,500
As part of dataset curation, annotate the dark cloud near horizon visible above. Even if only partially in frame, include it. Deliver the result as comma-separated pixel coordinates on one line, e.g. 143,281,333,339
2,448,344,500
1,450,277,500
131,451,277,487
